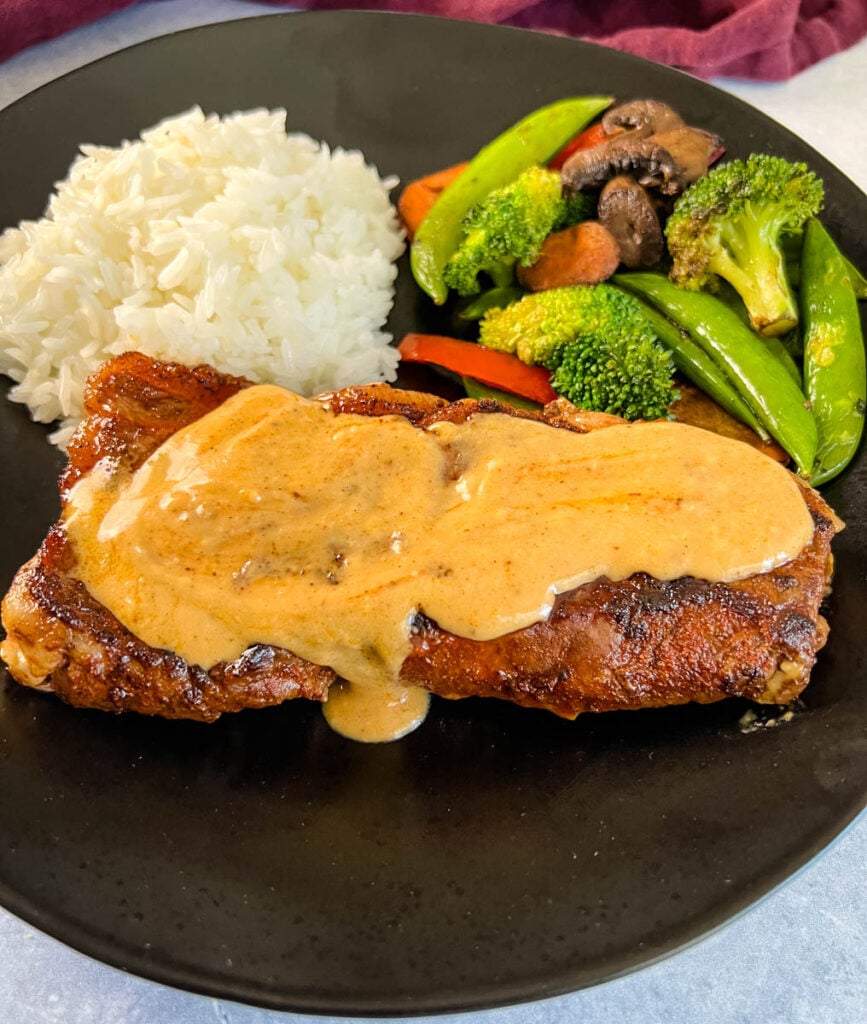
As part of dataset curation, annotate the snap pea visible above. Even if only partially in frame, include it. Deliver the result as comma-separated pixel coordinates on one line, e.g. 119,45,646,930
457,285,524,321
758,333,803,386
615,273,818,475
629,297,770,440
801,218,866,486
843,254,867,301
715,280,803,380
410,96,612,305
462,377,541,411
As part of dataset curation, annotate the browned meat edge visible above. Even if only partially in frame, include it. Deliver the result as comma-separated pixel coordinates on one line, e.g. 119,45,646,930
0,352,840,722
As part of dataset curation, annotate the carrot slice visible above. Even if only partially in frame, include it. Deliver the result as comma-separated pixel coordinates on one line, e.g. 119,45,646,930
397,162,469,240
517,221,621,291
397,333,557,405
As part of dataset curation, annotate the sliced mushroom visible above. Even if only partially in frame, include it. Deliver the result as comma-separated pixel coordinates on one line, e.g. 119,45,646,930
561,136,681,194
561,125,723,197
601,99,685,139
597,176,663,269
649,127,723,188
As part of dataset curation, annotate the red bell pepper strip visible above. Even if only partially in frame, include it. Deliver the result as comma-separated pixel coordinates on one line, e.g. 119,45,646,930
397,334,558,405
547,122,611,170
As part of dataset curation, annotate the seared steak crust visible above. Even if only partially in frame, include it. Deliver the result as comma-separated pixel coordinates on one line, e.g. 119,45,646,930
402,516,834,715
1,353,839,722
3,538,334,721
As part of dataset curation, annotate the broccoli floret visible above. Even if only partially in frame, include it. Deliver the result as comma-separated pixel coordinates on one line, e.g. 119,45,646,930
665,154,824,337
478,286,586,366
549,329,675,421
443,166,584,297
552,190,596,232
479,284,651,366
479,284,676,420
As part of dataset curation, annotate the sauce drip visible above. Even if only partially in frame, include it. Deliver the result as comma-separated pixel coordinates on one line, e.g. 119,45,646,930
64,386,815,741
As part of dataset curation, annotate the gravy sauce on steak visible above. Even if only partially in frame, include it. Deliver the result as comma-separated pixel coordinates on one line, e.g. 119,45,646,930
0,354,839,745
58,374,812,741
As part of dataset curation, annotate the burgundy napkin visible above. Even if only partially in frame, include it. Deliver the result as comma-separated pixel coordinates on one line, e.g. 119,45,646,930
1,0,865,80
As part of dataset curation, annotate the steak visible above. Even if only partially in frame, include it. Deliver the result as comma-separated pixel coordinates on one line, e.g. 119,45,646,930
1,352,840,723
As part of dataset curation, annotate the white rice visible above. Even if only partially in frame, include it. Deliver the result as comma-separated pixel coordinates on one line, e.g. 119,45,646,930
0,107,405,446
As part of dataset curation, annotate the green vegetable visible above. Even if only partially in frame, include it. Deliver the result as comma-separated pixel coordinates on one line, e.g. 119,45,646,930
443,170,597,297
552,190,598,232
781,231,803,289
549,329,675,421
714,280,803,380
458,286,525,321
410,95,612,304
766,334,803,385
461,377,542,410
616,272,818,474
480,284,676,421
665,154,824,338
632,299,770,440
842,254,867,301
443,166,563,296
479,284,648,368
801,218,866,485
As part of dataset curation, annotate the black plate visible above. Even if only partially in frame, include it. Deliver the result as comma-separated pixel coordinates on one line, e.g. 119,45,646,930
0,12,865,1017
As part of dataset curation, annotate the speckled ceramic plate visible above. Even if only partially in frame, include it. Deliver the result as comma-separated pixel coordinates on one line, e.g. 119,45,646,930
0,11,865,1017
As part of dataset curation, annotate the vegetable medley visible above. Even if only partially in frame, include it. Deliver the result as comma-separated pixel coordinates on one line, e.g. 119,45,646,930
397,96,866,487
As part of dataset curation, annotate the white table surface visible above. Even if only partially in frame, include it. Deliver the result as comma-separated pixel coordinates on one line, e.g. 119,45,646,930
0,4,864,1023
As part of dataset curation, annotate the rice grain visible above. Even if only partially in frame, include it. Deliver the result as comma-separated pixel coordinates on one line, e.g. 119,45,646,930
0,107,405,446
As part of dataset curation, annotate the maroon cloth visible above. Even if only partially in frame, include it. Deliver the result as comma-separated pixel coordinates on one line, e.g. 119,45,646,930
1,0,865,80
0,0,141,62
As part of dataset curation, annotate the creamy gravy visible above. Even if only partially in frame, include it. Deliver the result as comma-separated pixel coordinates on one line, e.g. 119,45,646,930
64,385,815,741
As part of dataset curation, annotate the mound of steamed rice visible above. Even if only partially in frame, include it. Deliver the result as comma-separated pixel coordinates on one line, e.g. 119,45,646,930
0,107,405,446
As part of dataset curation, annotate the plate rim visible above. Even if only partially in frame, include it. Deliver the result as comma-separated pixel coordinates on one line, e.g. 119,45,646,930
0,9,865,1016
